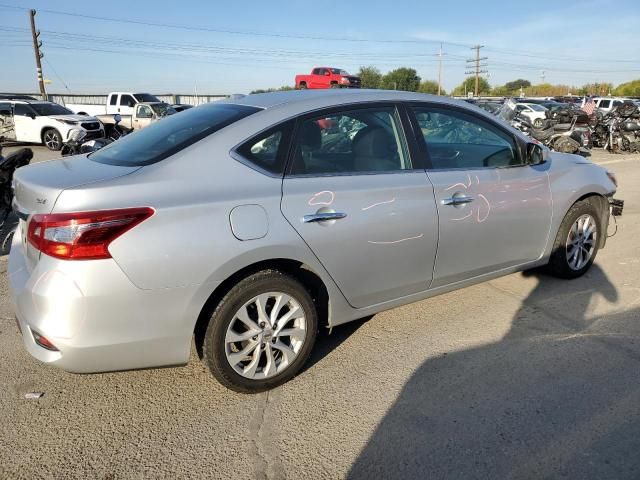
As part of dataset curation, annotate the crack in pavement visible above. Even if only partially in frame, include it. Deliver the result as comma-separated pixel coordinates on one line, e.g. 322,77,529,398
249,389,285,480
249,391,270,480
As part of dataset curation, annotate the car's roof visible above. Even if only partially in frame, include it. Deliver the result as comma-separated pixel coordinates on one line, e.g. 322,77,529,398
8,100,52,105
221,89,467,111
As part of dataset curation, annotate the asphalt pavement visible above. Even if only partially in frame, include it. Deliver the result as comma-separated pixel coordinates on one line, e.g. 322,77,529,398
0,147,639,479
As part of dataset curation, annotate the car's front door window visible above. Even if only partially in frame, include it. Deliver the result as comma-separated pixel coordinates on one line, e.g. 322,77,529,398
412,107,521,169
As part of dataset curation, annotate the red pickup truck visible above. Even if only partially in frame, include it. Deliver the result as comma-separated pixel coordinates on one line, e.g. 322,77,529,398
295,67,361,89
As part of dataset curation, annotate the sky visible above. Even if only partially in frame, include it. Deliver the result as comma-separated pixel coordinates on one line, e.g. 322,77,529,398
2,0,640,95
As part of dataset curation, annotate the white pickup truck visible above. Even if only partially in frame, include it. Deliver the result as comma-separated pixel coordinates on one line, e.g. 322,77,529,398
67,93,175,134
109,102,175,132
66,92,163,117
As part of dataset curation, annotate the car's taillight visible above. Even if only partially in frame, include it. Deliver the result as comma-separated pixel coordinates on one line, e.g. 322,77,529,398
27,207,154,260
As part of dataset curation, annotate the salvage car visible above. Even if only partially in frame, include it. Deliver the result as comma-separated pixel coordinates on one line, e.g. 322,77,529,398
9,90,621,393
0,98,104,151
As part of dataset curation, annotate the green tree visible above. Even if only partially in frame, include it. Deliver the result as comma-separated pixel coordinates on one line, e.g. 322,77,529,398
452,77,491,96
577,83,613,96
504,79,531,91
380,67,421,92
614,79,640,96
490,85,510,97
418,80,444,95
357,66,383,89
250,85,294,94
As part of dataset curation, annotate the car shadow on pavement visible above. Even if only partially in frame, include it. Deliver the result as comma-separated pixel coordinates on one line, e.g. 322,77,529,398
303,315,372,373
348,265,640,480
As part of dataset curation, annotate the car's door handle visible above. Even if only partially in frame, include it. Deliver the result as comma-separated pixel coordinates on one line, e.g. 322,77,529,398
442,195,474,206
303,212,347,223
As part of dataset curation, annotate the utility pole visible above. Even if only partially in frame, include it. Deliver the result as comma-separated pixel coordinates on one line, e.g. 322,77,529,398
437,43,444,96
29,9,46,100
540,70,546,83
465,45,487,97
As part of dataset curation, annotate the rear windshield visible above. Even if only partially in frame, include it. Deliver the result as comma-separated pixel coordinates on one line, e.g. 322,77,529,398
90,103,260,166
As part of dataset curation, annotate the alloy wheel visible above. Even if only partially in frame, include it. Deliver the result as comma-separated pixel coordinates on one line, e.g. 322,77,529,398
565,214,597,271
44,131,61,150
225,292,307,379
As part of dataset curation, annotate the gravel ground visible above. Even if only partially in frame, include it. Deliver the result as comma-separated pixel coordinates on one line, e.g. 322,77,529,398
0,146,639,479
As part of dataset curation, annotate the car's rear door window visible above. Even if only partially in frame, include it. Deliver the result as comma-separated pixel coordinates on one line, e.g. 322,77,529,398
288,106,411,175
91,103,260,166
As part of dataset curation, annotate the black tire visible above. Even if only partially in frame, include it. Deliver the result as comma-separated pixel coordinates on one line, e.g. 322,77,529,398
42,128,63,151
330,82,339,88
0,216,17,256
546,199,602,279
298,82,307,90
533,118,544,128
203,270,318,393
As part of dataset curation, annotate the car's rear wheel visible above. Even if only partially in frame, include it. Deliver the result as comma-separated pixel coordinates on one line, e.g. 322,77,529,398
203,270,318,393
298,82,307,89
42,128,62,151
547,199,601,279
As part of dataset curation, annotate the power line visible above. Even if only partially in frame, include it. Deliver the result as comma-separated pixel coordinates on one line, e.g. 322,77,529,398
43,57,71,92
0,3,473,48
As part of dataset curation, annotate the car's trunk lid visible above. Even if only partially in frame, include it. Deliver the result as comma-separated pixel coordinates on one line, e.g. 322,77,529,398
12,155,141,270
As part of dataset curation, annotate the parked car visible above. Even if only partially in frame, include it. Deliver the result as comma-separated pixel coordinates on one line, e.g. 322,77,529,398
0,99,104,151
66,92,163,117
593,97,631,115
515,102,548,127
295,67,361,89
9,90,620,393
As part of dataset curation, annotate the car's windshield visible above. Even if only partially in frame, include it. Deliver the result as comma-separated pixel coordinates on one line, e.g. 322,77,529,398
527,104,547,112
134,93,162,103
90,103,260,166
330,68,350,75
30,103,74,116
149,103,176,116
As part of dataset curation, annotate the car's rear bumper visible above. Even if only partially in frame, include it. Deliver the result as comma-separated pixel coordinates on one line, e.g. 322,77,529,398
7,224,206,373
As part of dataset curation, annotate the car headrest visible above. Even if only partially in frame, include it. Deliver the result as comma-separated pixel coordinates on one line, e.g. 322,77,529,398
352,126,396,158
299,121,322,150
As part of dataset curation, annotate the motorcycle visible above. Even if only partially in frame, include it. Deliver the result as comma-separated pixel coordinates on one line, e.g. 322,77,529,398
61,128,113,157
499,99,589,156
0,137,33,255
61,114,125,157
517,115,590,156
593,102,640,153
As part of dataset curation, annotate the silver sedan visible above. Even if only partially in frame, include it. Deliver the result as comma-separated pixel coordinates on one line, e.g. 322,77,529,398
8,90,619,392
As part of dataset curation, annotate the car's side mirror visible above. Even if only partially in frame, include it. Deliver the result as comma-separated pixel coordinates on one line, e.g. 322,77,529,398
324,71,330,76
28,113,36,119
527,143,547,165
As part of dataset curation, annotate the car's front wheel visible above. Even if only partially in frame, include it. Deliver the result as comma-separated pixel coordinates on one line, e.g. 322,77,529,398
547,199,601,279
42,128,62,151
534,118,544,128
203,270,318,393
